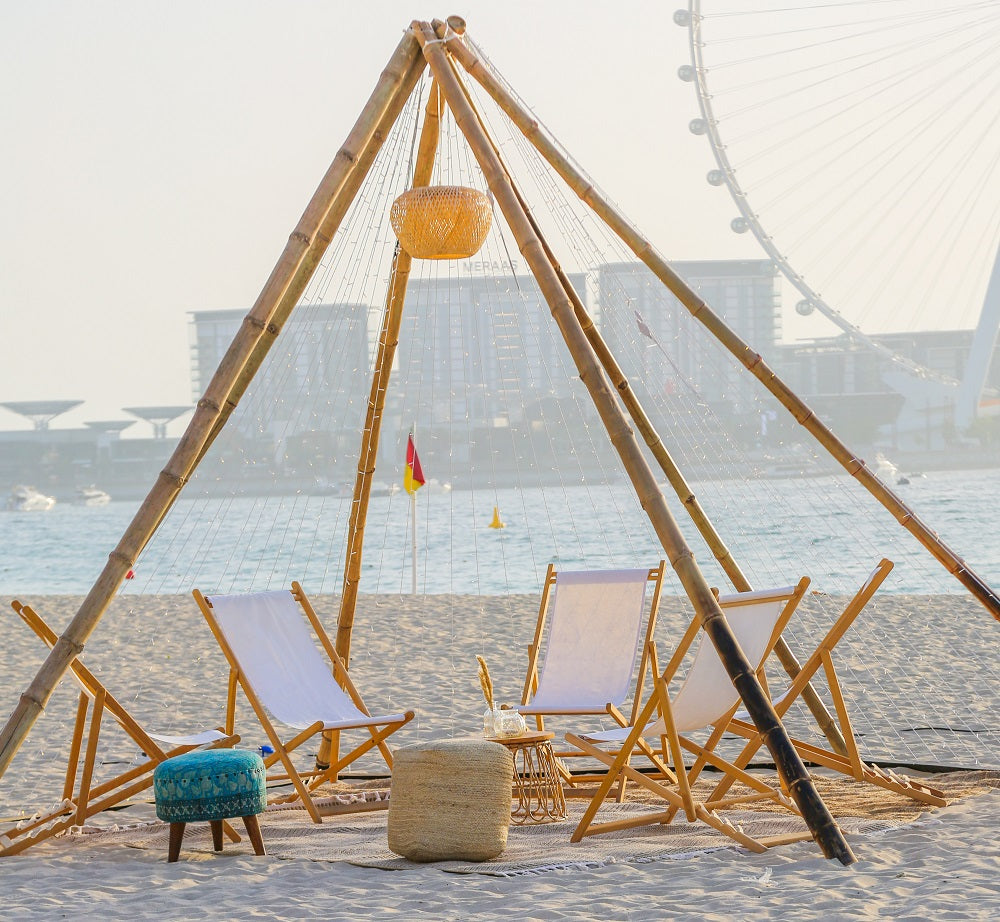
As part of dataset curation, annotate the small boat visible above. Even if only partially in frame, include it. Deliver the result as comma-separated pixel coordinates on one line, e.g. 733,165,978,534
76,486,111,507
873,452,908,486
6,485,57,512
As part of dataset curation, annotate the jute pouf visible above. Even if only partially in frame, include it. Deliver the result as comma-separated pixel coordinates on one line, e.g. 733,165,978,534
388,738,514,862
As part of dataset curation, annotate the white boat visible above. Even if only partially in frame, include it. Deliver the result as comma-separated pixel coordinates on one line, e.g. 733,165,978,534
76,486,111,507
6,485,56,512
873,452,909,485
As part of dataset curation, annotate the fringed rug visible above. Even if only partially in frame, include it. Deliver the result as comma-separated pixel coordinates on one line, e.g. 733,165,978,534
48,771,999,877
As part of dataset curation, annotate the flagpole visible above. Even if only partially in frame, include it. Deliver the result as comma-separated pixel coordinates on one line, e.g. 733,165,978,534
410,425,418,594
411,487,417,595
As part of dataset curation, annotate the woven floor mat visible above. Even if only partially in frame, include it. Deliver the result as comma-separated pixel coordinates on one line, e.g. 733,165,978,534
50,770,999,877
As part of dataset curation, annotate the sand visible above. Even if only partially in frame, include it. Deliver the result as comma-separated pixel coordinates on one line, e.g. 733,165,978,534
1,592,998,920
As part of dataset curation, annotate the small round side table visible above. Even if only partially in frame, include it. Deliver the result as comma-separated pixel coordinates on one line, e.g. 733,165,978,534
486,731,567,825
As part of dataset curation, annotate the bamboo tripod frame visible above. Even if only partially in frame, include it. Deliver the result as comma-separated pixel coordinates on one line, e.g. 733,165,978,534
5,16,992,865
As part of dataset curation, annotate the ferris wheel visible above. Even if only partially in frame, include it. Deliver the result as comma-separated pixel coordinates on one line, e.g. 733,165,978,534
675,1,1000,429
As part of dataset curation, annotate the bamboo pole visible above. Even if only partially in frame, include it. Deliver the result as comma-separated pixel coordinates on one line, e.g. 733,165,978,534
0,31,425,785
449,62,847,757
436,21,1000,624
335,79,443,666
415,20,854,864
315,80,445,772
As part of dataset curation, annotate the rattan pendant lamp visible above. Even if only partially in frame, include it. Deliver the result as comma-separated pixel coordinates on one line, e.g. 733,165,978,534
389,107,492,260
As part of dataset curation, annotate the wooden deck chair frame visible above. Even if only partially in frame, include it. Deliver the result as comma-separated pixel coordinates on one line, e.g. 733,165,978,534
713,559,947,808
2,601,240,857
518,561,667,797
194,581,415,824
566,577,813,852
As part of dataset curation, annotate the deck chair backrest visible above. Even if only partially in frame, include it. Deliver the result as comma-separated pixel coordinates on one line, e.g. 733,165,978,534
529,568,652,712
208,590,365,729
669,585,802,733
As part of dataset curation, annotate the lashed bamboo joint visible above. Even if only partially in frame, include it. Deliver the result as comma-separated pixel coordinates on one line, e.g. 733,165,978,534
390,185,492,259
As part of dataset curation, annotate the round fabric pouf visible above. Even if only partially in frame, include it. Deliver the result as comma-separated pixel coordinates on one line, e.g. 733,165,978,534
153,749,267,823
388,738,514,862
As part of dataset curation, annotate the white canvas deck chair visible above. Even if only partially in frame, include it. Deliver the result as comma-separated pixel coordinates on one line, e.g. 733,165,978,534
2,601,239,857
516,562,666,795
566,578,813,852
194,582,415,823
714,559,946,808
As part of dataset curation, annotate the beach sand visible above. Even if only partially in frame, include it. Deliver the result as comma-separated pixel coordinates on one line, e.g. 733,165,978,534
1,592,998,920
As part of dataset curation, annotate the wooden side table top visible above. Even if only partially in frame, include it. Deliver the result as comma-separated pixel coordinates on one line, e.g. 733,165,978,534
486,731,555,747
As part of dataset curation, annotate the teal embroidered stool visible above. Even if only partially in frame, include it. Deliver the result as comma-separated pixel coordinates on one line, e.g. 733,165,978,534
153,749,267,862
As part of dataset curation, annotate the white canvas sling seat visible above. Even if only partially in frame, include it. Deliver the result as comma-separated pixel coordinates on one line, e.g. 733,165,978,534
518,563,665,721
566,579,813,851
516,563,666,796
194,582,415,824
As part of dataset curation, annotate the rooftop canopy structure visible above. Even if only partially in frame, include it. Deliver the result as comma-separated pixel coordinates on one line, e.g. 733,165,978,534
123,406,192,439
0,400,83,430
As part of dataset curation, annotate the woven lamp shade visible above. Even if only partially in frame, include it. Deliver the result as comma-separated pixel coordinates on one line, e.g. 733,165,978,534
390,185,492,260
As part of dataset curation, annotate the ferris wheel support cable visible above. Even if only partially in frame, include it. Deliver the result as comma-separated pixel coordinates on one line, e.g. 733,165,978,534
683,2,958,387
686,3,1000,420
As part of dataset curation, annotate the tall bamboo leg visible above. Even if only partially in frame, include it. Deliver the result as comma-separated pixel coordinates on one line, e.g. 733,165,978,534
449,63,847,757
336,79,444,667
415,20,854,864
436,21,1000,623
0,31,425,784
316,81,445,772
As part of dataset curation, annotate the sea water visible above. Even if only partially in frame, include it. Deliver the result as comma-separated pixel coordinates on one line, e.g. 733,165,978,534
1,467,999,597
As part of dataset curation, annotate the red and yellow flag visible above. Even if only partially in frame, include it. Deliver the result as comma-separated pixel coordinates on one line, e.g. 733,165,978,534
404,432,425,495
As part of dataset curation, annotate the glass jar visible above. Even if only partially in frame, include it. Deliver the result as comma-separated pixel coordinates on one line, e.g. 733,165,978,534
495,708,526,738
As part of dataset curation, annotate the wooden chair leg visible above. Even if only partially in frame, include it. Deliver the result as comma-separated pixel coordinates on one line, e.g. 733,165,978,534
242,814,266,856
167,822,186,863
210,820,224,852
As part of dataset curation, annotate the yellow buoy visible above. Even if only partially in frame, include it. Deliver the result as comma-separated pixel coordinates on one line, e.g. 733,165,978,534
488,506,505,529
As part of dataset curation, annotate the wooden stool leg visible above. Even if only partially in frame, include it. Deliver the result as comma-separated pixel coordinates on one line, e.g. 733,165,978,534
167,822,186,863
210,820,224,852
242,814,266,856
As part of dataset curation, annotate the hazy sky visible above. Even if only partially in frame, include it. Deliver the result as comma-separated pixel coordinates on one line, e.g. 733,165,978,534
0,2,758,432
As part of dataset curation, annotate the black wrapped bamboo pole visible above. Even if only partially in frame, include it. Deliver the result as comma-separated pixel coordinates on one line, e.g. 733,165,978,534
436,21,1000,624
0,30,425,783
414,20,855,864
